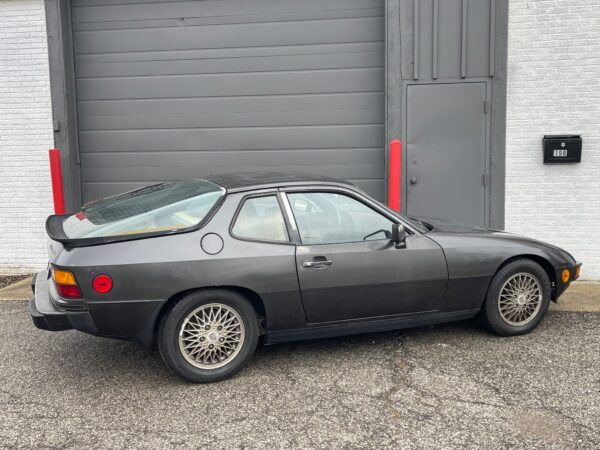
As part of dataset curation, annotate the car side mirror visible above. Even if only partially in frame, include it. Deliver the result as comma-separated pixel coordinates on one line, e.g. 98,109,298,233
391,223,407,248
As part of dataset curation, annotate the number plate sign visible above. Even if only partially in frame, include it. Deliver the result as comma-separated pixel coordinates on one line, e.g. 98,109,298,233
543,135,582,164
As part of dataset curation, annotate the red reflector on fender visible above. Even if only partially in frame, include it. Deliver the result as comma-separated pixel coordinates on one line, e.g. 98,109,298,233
93,275,113,294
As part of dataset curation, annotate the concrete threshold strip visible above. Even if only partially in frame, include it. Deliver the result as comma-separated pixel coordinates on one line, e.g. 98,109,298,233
1,276,599,312
0,276,34,302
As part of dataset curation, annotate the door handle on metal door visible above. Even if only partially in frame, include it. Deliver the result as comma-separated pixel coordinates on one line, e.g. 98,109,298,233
302,260,333,268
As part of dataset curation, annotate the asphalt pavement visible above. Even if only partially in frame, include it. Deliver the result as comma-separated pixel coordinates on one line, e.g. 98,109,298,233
0,301,598,449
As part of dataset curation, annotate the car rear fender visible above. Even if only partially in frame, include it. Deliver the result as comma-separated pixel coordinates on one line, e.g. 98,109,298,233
46,237,65,265
142,285,268,348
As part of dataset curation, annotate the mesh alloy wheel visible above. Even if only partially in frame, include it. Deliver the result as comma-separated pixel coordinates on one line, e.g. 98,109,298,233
497,272,543,326
178,303,245,369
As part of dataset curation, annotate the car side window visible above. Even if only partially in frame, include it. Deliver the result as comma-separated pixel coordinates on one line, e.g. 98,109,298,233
232,195,289,242
288,192,393,245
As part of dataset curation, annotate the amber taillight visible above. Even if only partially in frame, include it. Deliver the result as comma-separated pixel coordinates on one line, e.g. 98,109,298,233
51,268,82,299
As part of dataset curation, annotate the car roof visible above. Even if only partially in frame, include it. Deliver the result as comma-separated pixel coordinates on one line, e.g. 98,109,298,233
204,172,354,192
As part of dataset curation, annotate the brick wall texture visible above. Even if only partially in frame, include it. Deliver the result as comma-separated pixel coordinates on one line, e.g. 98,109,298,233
0,0,53,274
0,0,599,279
505,0,600,279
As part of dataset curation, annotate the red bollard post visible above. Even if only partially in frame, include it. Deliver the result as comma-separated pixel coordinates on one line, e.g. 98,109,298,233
388,139,402,212
48,148,65,214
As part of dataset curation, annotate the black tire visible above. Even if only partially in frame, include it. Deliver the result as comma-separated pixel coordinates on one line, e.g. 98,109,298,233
158,289,259,383
482,259,552,336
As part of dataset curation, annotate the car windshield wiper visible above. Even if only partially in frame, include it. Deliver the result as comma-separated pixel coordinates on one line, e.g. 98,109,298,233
406,217,432,233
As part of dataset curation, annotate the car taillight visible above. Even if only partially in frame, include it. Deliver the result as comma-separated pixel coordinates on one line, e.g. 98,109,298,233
55,284,82,298
51,268,82,299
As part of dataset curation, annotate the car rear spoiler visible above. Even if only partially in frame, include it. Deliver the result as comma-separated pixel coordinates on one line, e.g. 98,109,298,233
45,215,71,243
45,214,148,247
45,214,208,248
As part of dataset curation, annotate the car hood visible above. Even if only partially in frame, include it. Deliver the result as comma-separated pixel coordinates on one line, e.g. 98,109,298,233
412,216,577,264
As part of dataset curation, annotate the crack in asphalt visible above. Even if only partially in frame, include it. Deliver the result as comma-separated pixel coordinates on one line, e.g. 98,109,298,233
381,333,412,421
373,324,599,448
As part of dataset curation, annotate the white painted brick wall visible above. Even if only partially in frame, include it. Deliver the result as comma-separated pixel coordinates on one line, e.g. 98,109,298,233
0,0,53,274
506,0,600,280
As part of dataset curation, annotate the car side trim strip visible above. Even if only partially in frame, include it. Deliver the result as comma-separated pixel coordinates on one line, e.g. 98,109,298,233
264,309,479,344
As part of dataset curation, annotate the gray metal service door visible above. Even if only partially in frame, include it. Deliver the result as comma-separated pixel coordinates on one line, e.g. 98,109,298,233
405,83,487,226
71,0,385,203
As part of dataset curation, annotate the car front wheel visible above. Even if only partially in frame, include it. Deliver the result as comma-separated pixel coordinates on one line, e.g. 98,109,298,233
158,289,259,383
482,259,552,336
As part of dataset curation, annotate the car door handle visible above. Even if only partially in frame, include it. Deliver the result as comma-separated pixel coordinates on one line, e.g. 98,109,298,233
302,260,333,268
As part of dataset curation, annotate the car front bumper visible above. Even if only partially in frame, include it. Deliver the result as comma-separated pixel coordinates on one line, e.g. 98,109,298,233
29,270,98,334
555,262,582,300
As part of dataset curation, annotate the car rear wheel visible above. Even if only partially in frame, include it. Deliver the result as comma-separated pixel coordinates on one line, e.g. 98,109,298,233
158,289,259,383
482,259,552,336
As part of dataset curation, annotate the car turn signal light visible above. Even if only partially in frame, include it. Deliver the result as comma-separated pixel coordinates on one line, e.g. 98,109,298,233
52,268,82,298
561,269,570,284
52,268,76,285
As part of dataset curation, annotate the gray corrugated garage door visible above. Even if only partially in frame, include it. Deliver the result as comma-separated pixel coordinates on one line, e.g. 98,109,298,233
71,0,385,202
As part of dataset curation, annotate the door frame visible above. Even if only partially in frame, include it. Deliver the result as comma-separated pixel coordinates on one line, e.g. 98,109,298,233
401,78,492,227
279,184,423,237
387,0,509,230
45,0,82,212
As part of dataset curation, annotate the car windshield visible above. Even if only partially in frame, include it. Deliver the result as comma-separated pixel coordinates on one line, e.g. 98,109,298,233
61,180,225,239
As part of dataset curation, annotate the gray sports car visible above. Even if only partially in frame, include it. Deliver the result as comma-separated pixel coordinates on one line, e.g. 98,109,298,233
31,173,581,383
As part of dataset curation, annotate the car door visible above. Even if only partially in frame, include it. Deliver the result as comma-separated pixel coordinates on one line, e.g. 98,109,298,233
282,189,448,323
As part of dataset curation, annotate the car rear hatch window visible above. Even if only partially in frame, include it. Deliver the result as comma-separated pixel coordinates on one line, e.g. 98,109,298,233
47,180,225,246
